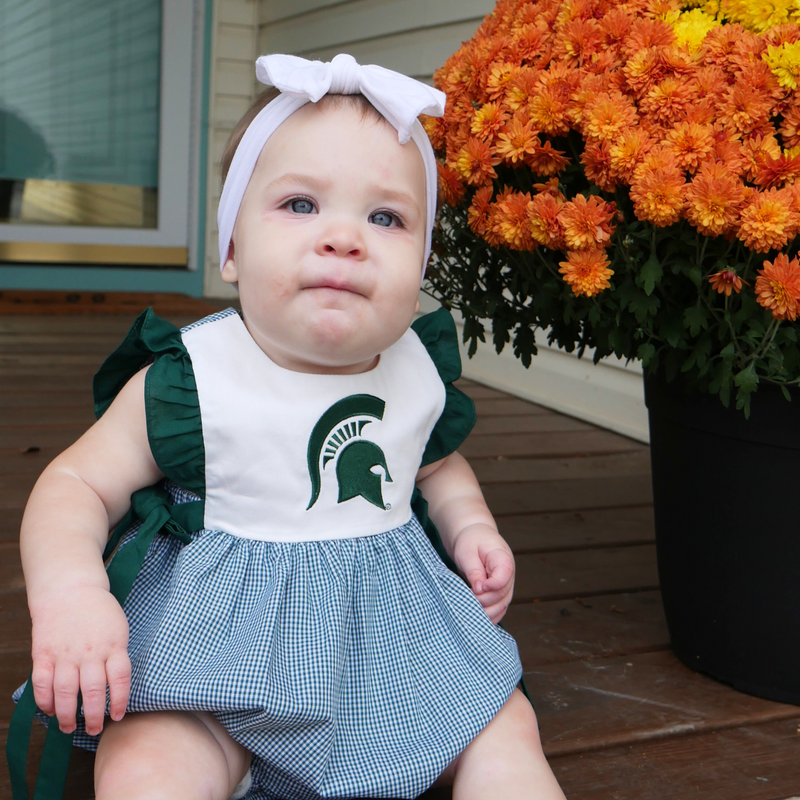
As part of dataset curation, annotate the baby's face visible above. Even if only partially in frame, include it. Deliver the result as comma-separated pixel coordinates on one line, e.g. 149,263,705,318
221,102,427,374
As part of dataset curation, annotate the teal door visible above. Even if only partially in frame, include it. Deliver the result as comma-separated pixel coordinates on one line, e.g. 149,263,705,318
0,0,210,295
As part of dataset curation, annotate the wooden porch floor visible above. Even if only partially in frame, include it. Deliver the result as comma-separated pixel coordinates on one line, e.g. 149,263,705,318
1,306,800,799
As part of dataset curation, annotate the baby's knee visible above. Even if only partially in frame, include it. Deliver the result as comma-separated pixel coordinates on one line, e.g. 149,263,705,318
94,711,238,800
495,688,542,747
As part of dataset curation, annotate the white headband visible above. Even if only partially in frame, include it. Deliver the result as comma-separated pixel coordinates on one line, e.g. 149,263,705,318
217,53,446,280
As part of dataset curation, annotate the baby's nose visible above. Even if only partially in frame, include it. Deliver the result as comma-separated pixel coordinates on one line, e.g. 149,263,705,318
317,222,366,259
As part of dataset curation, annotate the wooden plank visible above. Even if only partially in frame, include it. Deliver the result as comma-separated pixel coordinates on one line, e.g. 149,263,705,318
460,431,647,459
0,375,97,392
452,384,509,401
0,425,90,451
527,650,800,757
1,408,96,427
482,475,653,515
473,398,551,416
498,506,655,553
0,291,220,317
0,543,24,594
0,474,38,507
504,591,669,668
0,448,58,476
0,591,31,654
471,414,594,435
514,545,659,603
471,451,652,484
0,724,95,800
0,392,93,409
549,718,800,800
0,509,23,543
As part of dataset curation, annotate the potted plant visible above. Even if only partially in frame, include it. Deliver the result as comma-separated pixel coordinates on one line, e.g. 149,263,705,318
424,0,800,704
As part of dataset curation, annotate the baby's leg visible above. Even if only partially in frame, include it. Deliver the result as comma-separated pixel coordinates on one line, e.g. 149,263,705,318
443,688,566,800
94,709,251,800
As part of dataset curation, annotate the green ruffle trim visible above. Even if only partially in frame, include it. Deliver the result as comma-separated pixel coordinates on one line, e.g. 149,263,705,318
93,308,205,498
411,308,477,467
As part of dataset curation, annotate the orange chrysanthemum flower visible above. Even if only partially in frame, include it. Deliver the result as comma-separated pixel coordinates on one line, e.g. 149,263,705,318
495,117,540,163
505,67,540,111
510,23,550,63
553,18,604,66
454,137,501,186
779,104,800,148
737,188,798,252
581,139,619,192
623,18,676,56
468,185,495,236
486,62,519,101
528,86,571,137
559,194,617,249
664,122,715,174
421,115,447,151
527,139,571,175
640,76,694,126
558,249,615,296
685,164,747,236
583,91,638,141
717,83,773,136
530,192,567,249
623,47,664,96
609,128,654,182
437,164,466,207
599,8,634,52
753,151,800,188
741,134,783,181
708,269,747,296
755,253,800,320
494,191,536,250
471,102,509,141
630,166,686,226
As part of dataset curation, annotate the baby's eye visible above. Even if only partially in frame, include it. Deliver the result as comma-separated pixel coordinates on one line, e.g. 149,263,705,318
288,198,315,214
370,211,402,228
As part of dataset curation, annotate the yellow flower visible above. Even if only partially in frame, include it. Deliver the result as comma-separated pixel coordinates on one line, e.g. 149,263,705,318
762,41,800,90
672,9,720,52
720,0,793,31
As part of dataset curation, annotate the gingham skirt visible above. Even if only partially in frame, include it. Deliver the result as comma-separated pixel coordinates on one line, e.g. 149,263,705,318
35,489,523,799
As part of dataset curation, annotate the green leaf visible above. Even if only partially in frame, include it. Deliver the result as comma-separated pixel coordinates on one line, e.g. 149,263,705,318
734,361,758,394
684,306,709,337
781,384,792,402
639,253,663,296
638,342,656,366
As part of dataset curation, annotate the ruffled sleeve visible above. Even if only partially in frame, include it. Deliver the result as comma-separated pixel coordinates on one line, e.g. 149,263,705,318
411,308,477,467
93,308,205,498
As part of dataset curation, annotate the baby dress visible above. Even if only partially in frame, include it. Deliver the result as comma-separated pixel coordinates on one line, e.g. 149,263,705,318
18,307,523,800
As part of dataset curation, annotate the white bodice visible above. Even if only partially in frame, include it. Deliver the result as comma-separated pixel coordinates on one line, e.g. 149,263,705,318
180,311,446,542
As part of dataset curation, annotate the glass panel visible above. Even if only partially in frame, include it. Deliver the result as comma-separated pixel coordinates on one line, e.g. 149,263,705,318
0,0,161,227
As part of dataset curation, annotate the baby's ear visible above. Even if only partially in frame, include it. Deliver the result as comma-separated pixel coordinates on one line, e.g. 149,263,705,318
414,299,420,314
220,243,238,284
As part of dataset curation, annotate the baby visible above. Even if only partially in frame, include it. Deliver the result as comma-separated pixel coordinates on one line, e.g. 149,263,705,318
13,54,567,800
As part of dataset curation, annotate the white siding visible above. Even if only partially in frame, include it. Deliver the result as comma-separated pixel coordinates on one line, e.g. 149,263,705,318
203,0,260,299
200,0,648,438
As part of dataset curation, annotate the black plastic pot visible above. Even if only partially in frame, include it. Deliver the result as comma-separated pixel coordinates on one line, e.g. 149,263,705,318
644,372,800,705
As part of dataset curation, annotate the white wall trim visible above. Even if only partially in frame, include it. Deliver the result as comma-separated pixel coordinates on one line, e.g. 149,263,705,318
418,293,649,443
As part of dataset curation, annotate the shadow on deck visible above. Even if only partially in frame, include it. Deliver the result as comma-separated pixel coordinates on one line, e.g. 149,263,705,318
1,299,799,799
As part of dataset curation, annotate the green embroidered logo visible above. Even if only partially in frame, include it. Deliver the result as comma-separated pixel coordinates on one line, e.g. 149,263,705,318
306,394,392,511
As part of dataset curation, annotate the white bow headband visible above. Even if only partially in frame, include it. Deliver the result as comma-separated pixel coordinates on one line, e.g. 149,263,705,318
217,53,446,280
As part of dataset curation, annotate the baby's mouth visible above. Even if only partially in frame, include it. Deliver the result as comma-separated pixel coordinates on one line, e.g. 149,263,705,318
304,278,364,296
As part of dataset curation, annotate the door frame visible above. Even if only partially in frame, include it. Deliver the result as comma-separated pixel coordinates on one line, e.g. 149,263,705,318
0,0,211,297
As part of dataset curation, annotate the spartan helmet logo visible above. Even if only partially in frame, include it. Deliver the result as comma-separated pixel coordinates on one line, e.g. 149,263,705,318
306,394,392,511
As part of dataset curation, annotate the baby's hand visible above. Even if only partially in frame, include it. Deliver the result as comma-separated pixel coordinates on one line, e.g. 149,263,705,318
29,584,130,736
452,524,515,624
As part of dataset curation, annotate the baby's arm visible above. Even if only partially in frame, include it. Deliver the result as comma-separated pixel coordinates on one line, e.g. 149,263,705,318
416,452,514,623
20,367,164,736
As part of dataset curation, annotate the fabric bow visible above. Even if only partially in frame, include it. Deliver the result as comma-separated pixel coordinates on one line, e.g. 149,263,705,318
255,53,445,145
